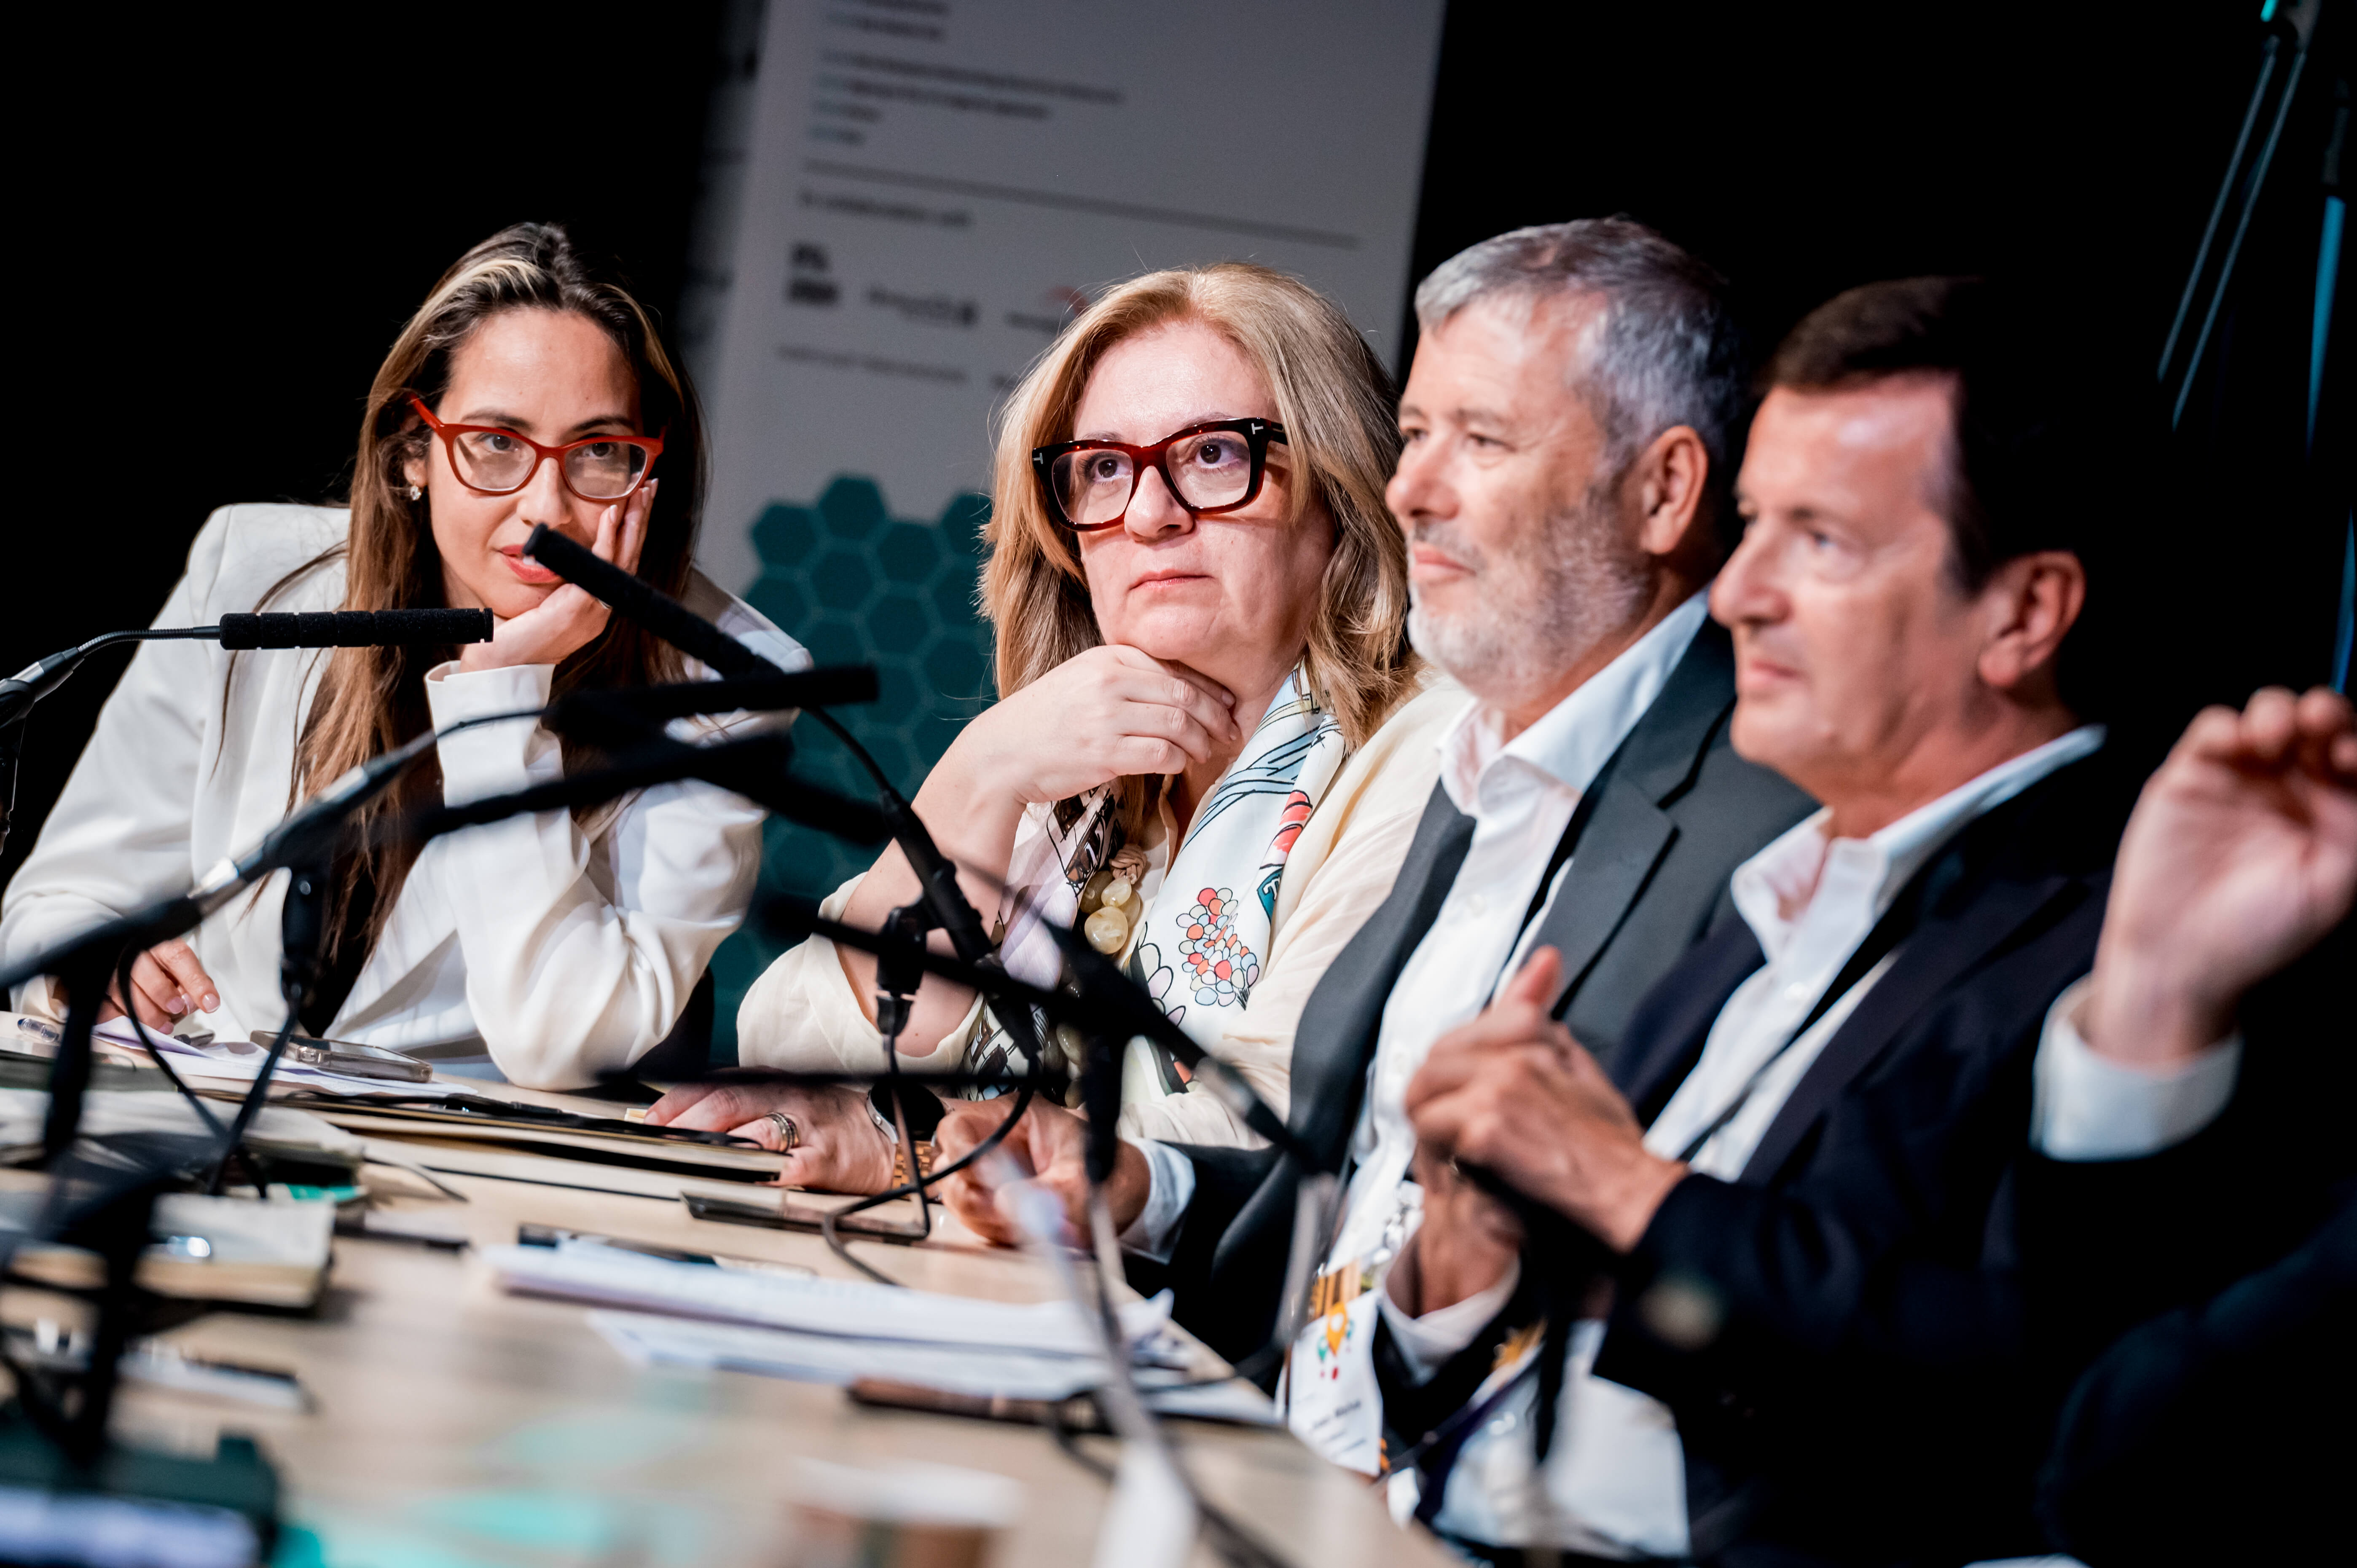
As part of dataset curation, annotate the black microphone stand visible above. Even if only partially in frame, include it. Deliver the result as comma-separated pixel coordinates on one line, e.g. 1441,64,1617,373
1,612,495,858
200,858,333,1195
522,522,1052,1131
0,925,285,1560
0,718,885,1550
763,905,1294,1568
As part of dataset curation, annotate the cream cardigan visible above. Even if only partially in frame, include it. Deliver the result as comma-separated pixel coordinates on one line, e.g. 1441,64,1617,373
0,504,803,1088
735,675,1470,1147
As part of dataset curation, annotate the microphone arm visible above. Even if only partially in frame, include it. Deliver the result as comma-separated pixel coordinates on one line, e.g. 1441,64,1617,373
771,905,1324,1174
0,608,495,855
0,676,882,1001
0,610,497,724
10,724,446,1159
522,525,998,969
404,732,887,847
1,722,886,1162
543,667,879,730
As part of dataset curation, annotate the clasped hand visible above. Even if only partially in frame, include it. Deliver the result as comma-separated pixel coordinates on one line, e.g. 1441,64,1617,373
932,1097,1149,1246
1405,946,1688,1258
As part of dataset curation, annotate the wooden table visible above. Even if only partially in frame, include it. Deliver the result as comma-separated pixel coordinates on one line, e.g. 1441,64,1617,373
88,1094,1455,1568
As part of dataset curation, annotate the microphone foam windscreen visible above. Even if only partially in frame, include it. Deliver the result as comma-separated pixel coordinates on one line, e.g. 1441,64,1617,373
217,609,495,649
524,525,774,679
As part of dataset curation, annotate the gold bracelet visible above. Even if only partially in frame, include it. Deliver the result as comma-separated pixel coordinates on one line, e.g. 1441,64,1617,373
890,1140,938,1187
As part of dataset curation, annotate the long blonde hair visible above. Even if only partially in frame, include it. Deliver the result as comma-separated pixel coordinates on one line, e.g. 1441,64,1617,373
260,222,702,960
984,264,1417,787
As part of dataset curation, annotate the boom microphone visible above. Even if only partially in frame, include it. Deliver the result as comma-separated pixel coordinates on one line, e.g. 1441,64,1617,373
544,668,881,732
523,524,999,967
214,609,494,649
522,526,768,680
0,608,497,853
3,611,493,724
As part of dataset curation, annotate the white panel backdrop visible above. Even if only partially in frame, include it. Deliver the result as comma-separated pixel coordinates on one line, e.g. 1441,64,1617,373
690,0,1449,593
677,0,1446,1036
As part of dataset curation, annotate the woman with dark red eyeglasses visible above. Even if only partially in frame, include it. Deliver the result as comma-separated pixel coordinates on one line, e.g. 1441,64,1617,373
0,223,802,1087
651,262,1468,1189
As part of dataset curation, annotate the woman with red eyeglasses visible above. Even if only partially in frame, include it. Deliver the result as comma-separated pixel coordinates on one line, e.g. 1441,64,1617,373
0,223,801,1087
650,263,1468,1189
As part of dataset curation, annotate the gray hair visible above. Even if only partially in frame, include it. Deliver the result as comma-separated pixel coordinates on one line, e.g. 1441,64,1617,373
1415,219,1747,539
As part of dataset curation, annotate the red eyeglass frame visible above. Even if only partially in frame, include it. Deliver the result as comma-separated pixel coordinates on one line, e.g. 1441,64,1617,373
407,394,666,502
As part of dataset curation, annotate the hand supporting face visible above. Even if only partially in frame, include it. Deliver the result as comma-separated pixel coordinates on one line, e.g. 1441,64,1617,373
832,643,1241,1054
644,1070,895,1193
1405,947,1689,1255
464,481,655,673
932,642,1240,810
2083,686,2357,1069
931,1098,1150,1247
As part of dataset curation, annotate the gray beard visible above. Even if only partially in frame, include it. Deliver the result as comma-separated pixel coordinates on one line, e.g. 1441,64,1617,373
1407,487,1652,711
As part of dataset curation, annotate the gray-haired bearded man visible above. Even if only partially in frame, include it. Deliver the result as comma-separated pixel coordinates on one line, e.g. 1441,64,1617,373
932,220,1812,1401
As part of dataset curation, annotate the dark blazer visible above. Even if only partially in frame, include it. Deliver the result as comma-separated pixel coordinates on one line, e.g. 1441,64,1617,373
2021,922,2357,1565
1581,746,2140,1567
2035,1190,2355,1565
1150,619,1816,1362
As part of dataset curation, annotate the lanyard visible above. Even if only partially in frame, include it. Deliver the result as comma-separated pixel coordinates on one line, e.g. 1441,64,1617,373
1669,859,1934,1165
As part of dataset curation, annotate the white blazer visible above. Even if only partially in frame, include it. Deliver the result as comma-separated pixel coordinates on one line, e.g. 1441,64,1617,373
0,504,805,1088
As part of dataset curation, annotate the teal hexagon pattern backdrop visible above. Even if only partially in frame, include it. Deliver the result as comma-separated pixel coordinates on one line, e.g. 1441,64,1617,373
707,477,997,1055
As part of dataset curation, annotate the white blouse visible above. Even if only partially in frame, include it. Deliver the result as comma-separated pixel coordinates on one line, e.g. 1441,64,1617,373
0,504,805,1089
735,676,1470,1147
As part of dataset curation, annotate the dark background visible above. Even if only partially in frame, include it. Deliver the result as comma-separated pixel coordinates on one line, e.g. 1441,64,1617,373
8,0,2346,897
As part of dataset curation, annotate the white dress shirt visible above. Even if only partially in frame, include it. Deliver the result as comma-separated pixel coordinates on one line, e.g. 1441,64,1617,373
1377,722,2111,1556
2027,978,2240,1160
1125,593,1712,1252
1646,723,2107,1177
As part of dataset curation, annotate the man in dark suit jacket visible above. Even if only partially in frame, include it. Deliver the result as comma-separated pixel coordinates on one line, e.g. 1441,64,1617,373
934,220,1811,1370
1161,606,1812,1364
1396,277,2144,1563
2014,684,2357,1564
1715,687,2357,1565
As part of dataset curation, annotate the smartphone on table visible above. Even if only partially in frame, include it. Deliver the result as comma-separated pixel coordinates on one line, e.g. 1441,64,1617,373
248,1032,433,1083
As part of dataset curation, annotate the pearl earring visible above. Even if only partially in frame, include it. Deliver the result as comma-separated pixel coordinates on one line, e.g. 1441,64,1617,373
407,484,423,501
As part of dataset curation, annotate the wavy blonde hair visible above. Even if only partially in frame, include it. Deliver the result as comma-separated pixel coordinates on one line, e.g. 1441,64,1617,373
983,263,1417,776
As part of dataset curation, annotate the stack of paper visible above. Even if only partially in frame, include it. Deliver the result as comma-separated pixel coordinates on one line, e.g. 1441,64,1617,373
590,1310,1278,1424
0,1089,366,1176
304,1101,781,1181
593,1310,1111,1399
486,1239,1278,1423
2,1189,336,1308
484,1240,1149,1354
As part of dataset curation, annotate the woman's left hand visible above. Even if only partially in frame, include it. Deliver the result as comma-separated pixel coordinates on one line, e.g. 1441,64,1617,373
645,1070,896,1193
461,480,654,673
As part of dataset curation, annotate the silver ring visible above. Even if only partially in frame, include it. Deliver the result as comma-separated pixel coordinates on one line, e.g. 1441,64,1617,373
766,1111,800,1151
